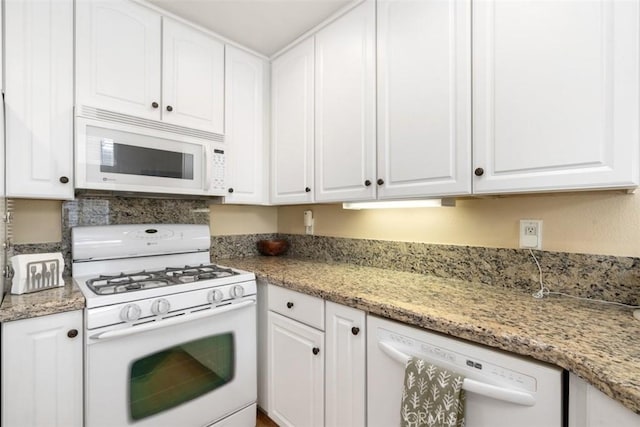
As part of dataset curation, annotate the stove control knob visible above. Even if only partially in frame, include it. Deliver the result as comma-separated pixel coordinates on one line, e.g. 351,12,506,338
207,289,224,304
120,304,142,322
151,298,171,316
230,285,245,299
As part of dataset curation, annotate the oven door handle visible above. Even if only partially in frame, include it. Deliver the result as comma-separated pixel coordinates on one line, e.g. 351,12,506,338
90,299,256,342
378,341,536,407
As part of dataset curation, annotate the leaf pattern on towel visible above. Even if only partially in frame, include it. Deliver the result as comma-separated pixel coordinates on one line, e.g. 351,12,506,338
400,357,466,427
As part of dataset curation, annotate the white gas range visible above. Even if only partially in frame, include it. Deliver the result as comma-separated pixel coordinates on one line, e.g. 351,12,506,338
72,224,257,427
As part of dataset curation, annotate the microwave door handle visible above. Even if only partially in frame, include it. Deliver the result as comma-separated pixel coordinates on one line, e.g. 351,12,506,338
377,341,536,407
90,299,255,342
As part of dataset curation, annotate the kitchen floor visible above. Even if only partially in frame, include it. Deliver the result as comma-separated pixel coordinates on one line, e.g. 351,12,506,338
257,409,278,427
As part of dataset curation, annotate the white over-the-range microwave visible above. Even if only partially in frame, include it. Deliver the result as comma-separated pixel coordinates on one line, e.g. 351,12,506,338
75,109,227,197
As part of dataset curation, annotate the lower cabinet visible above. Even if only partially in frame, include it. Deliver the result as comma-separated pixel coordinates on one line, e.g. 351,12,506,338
325,302,366,427
264,285,366,427
1,310,83,427
569,373,640,427
268,311,325,427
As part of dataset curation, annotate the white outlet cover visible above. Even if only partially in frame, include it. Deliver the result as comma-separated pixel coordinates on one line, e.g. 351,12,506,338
519,219,543,249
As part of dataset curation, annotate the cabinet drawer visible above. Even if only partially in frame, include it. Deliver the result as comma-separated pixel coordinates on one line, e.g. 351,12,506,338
268,285,325,330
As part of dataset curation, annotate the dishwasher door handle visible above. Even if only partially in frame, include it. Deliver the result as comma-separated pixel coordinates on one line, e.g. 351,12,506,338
378,341,536,407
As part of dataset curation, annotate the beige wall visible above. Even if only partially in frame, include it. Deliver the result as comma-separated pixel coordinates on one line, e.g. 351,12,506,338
210,204,278,235
278,191,640,257
12,199,62,244
10,190,640,257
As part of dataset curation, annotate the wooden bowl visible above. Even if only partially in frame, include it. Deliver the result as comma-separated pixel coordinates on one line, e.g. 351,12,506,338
257,239,289,256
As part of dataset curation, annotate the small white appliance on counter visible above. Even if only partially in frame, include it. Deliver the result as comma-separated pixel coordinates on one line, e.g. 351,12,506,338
72,224,256,427
9,252,65,294
368,315,564,427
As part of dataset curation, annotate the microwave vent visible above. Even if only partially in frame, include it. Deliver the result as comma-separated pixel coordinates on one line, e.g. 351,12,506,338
79,106,224,143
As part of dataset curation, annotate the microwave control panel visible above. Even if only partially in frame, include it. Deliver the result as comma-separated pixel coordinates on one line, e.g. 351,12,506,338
211,149,226,192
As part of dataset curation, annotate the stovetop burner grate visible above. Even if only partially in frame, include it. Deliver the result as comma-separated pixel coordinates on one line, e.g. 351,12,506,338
86,264,240,295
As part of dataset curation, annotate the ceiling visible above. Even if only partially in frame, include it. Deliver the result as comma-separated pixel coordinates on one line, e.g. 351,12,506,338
148,0,353,57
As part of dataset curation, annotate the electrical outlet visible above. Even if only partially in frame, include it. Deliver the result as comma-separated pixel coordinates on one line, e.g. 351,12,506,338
519,220,542,249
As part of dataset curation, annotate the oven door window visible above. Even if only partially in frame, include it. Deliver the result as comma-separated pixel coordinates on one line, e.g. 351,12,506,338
129,333,235,421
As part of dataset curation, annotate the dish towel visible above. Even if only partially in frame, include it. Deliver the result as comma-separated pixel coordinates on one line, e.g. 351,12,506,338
400,357,466,427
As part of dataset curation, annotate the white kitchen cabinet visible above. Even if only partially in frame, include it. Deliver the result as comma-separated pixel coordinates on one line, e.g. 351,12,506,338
267,311,324,427
76,0,162,121
569,373,640,427
5,0,74,199
76,0,224,134
224,46,269,204
377,0,472,199
271,38,315,204
162,17,224,134
472,0,639,194
325,301,366,427
2,310,83,427
314,0,376,203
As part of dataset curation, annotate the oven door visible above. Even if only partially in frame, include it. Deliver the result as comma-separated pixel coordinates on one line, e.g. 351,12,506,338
85,299,256,427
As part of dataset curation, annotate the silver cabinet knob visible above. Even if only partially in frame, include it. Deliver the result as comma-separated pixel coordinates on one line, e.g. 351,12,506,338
151,298,170,316
120,304,142,322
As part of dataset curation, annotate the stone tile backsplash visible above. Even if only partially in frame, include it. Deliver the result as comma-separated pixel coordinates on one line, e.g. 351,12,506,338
211,233,279,260
9,196,640,305
280,234,640,306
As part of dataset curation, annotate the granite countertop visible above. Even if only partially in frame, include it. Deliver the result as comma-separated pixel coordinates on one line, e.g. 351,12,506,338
0,277,85,323
219,256,640,415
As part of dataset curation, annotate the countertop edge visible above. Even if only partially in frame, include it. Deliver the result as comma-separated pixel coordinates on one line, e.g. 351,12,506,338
0,278,85,323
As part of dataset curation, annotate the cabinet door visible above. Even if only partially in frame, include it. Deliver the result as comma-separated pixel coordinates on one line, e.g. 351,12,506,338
2,311,83,427
315,0,376,202
76,0,161,120
268,311,324,427
5,0,74,199
162,18,224,134
325,302,366,427
271,38,315,204
473,0,639,194
224,46,269,204
569,373,640,427
377,0,472,199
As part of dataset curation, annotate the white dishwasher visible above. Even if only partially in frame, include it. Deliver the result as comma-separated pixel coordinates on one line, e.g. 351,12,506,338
367,315,564,427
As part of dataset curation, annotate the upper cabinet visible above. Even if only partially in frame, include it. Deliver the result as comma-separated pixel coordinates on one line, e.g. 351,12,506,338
271,1,375,205
314,0,376,203
271,38,315,205
76,0,161,121
472,0,639,194
224,45,270,204
271,0,639,203
377,0,472,199
162,18,224,133
5,0,74,199
76,0,224,134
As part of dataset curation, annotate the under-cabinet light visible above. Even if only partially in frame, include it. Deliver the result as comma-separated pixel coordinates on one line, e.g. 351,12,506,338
342,199,456,210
